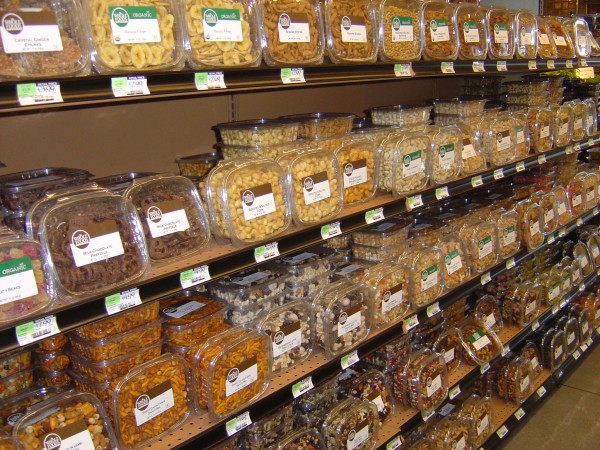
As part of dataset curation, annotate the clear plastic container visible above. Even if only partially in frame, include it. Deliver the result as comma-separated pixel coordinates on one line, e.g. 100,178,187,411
352,218,411,247
539,271,562,306
520,341,543,382
278,429,325,449
362,262,410,328
422,0,459,61
277,248,337,282
284,271,333,300
564,316,580,354
457,123,486,175
92,172,156,195
504,80,549,95
457,219,499,274
216,119,299,146
568,178,585,217
480,113,516,166
36,334,67,352
160,291,227,345
400,244,444,307
226,295,285,326
458,318,502,365
552,186,571,226
496,356,534,404
455,4,487,60
258,0,325,66
514,10,537,59
363,333,411,372
32,350,69,377
85,0,186,73
485,7,515,60
527,107,554,153
540,328,566,371
570,100,587,141
323,0,378,63
562,17,591,58
192,327,271,419
475,295,502,334
583,98,598,137
502,282,542,327
349,369,394,426
0,349,32,381
0,366,34,399
277,148,343,226
581,173,598,210
183,0,261,69
39,191,149,298
68,318,161,361
433,326,462,373
334,136,379,205
573,242,594,277
586,235,600,267
36,368,72,389
545,16,575,58
552,104,574,148
351,242,406,263
0,237,53,324
368,104,432,127
207,265,288,305
428,125,462,185
536,17,557,59
439,232,470,290
0,386,63,434
390,132,432,198
378,0,423,62
245,403,293,440
432,98,486,116
512,111,531,159
457,394,494,447
280,112,355,139
219,141,307,160
521,203,544,249
428,415,470,450
321,397,379,450
253,300,314,373
0,0,91,80
174,152,220,178
333,258,374,282
312,279,372,357
14,391,117,450
489,208,520,258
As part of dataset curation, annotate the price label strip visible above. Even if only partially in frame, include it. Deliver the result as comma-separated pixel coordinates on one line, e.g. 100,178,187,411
195,71,226,90
321,222,342,240
538,154,547,165
435,186,449,200
16,315,60,346
341,350,359,369
496,61,507,71
547,60,555,69
406,194,423,211
496,425,509,439
365,207,385,224
281,68,305,84
386,436,403,450
528,61,537,70
441,62,455,74
403,314,419,333
225,411,252,436
472,61,485,72
180,265,211,289
516,161,526,172
111,76,150,97
471,175,483,187
494,168,504,180
394,63,414,77
292,376,314,398
105,288,141,315
17,82,63,106
254,242,280,263
426,302,441,317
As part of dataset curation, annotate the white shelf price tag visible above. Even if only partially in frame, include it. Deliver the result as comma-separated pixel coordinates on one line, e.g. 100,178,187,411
449,385,461,400
111,76,150,97
516,161,526,172
281,68,305,84
496,425,509,439
365,207,385,224
17,82,63,106
531,320,540,332
441,62,455,74
403,314,419,333
528,60,537,70
493,168,504,180
105,288,141,315
559,228,568,238
501,344,510,357
506,258,516,270
426,302,441,317
577,218,584,227
547,60,555,69
472,61,485,72
496,61,507,71
514,408,526,421
547,235,556,245
471,175,483,187
406,195,423,211
565,145,574,155
386,436,403,450
573,349,581,360
593,208,599,216
341,350,359,369
536,386,547,398
292,376,314,398
321,222,342,240
480,272,491,285
195,71,226,90
480,362,490,374
394,63,414,77
422,410,435,421
538,154,547,165
16,315,60,346
435,186,449,200
254,242,280,263
180,265,211,288
566,60,574,69
225,411,252,436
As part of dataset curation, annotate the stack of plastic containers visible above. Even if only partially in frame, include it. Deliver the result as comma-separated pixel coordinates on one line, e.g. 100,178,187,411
432,98,486,128
281,112,355,152
350,218,411,263
276,248,336,302
504,80,549,112
34,335,71,390
368,104,432,131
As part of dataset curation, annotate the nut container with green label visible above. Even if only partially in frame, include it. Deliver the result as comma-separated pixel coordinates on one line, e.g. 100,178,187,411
454,3,487,60
378,0,423,61
422,0,459,60
362,262,410,328
536,17,557,59
399,244,444,307
321,397,379,450
389,132,432,198
488,208,520,259
433,326,462,373
498,356,534,404
438,232,470,291
458,317,502,365
427,125,462,185
481,112,517,166
502,282,542,327
457,219,498,274
514,10,537,59
428,415,471,450
485,7,515,59
520,341,543,383
455,123,486,176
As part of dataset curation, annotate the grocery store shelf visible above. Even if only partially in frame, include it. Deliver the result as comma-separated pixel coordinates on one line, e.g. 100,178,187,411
0,58,597,114
0,136,597,356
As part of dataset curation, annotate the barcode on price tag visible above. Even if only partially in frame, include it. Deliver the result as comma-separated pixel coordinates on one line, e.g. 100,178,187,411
180,265,211,288
341,350,359,369
225,411,252,436
16,315,60,346
403,314,419,332
427,302,441,317
195,71,226,90
17,82,63,106
365,207,384,224
111,76,150,97
292,376,314,398
386,436,403,450
406,195,423,211
497,425,509,439
472,61,485,72
528,61,537,70
441,62,455,73
435,186,449,200
105,288,141,315
471,175,483,187
516,161,526,172
254,242,280,263
321,222,342,239
496,61,507,71
514,408,525,421
394,63,414,77
281,68,305,84
494,168,504,180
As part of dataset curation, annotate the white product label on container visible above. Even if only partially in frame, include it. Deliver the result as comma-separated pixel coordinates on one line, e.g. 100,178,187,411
521,30,533,45
392,16,413,42
554,345,564,360
302,171,331,205
337,304,362,337
592,246,600,259
553,34,567,46
468,329,491,351
40,419,95,450
347,420,370,450
493,23,509,43
462,139,476,159
134,381,174,426
525,300,537,316
520,375,530,392
544,209,555,225
540,125,550,138
568,332,576,345
588,187,596,203
343,159,368,187
516,126,525,144
478,235,493,259
557,201,567,216
340,15,367,42
0,256,38,305
496,129,512,151
162,300,205,319
503,225,516,246
531,357,539,370
463,21,480,42
146,199,190,238
225,356,258,397
477,414,489,436
582,321,589,334
69,220,124,267
0,10,63,53
202,8,243,42
548,282,560,301
231,271,269,286
382,283,403,315
444,348,455,364
438,143,455,166
530,220,540,236
277,12,310,42
240,183,276,221
429,18,449,42
444,249,463,275
539,33,550,45
573,194,582,207
452,435,466,450
420,265,438,292
367,392,385,413
109,6,160,44
402,150,422,177
225,411,252,436
559,120,569,136
426,374,442,397
272,321,301,357
575,116,584,130
486,313,496,328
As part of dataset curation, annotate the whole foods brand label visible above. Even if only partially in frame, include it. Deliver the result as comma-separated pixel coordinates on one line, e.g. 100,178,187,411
278,12,310,43
540,125,550,139
272,320,302,357
463,21,480,43
444,348,455,364
402,150,422,177
429,18,449,42
478,235,493,259
347,419,370,450
146,199,190,238
162,300,205,319
69,220,125,267
382,283,403,315
420,264,438,292
468,329,491,351
0,10,63,53
134,380,175,426
503,225,516,246
516,125,525,144
462,139,476,160
367,391,385,413
521,29,533,46
337,303,362,337
493,23,509,43
426,373,442,397
520,375,530,393
240,183,276,221
225,356,258,397
109,6,160,44
539,33,550,45
0,256,38,305
302,171,331,205
202,8,242,42
477,412,489,436
438,143,455,166
452,434,466,450
444,249,463,275
496,129,512,151
343,159,368,188
340,15,367,43
392,16,413,42
41,419,95,450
